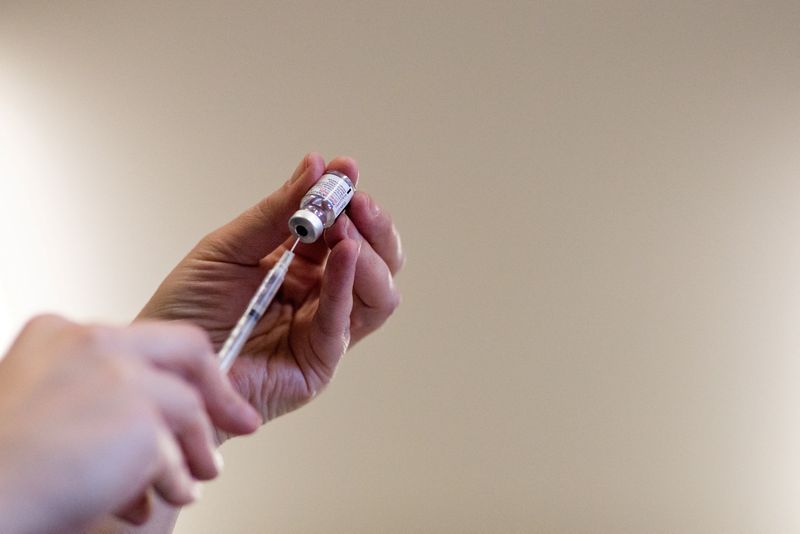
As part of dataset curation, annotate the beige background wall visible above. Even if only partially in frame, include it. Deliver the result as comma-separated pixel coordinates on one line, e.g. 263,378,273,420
2,1,800,532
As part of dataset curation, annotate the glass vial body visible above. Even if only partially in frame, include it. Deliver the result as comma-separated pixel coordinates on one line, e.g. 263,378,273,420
288,170,355,243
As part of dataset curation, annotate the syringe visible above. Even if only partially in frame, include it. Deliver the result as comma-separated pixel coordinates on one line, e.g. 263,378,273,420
218,239,299,373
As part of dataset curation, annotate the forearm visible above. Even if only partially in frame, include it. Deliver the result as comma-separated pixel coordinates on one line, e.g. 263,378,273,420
83,498,179,534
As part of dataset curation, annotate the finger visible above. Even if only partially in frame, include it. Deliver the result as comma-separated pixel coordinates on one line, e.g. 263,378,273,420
306,239,359,377
325,215,401,332
326,156,360,187
114,492,152,525
151,425,201,507
346,191,405,275
141,369,221,482
288,153,312,183
124,322,262,435
200,153,326,265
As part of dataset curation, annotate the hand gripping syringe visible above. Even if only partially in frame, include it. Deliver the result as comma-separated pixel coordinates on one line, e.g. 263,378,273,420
217,240,298,373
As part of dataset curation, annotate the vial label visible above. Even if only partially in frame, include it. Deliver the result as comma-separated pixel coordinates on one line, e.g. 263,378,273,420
308,173,354,217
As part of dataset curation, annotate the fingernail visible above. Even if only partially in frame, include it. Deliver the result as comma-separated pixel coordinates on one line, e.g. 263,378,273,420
213,450,225,473
190,482,204,502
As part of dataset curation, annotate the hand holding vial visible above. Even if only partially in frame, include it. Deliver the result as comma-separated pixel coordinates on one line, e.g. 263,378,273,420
139,153,404,430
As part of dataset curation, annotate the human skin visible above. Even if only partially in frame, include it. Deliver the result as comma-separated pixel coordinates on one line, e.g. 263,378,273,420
89,153,404,532
0,316,261,534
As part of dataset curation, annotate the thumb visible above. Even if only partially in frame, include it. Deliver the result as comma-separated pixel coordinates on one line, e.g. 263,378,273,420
199,153,325,265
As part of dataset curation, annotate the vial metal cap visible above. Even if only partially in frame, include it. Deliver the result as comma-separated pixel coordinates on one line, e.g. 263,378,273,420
289,208,324,243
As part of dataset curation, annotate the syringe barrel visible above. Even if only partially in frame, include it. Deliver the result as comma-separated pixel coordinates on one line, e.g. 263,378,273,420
217,250,295,373
218,313,257,373
251,251,293,314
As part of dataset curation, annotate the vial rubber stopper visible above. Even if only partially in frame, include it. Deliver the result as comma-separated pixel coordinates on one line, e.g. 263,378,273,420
289,208,324,243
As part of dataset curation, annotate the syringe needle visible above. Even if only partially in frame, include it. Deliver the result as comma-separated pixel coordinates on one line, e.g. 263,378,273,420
290,237,300,253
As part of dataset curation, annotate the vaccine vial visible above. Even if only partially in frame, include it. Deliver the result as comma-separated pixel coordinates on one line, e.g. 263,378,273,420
289,170,355,243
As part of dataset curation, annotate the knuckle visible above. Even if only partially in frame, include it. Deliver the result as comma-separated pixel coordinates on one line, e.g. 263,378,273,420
164,381,208,430
130,408,160,443
201,355,222,387
178,323,213,352
255,194,280,225
186,411,213,439
23,313,68,335
377,208,393,229
387,290,402,313
181,386,205,415
67,324,115,353
353,313,385,334
195,232,228,259
131,412,163,465
362,191,378,212
342,155,359,169
395,246,406,273
104,386,159,451
101,357,138,387
170,323,215,372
